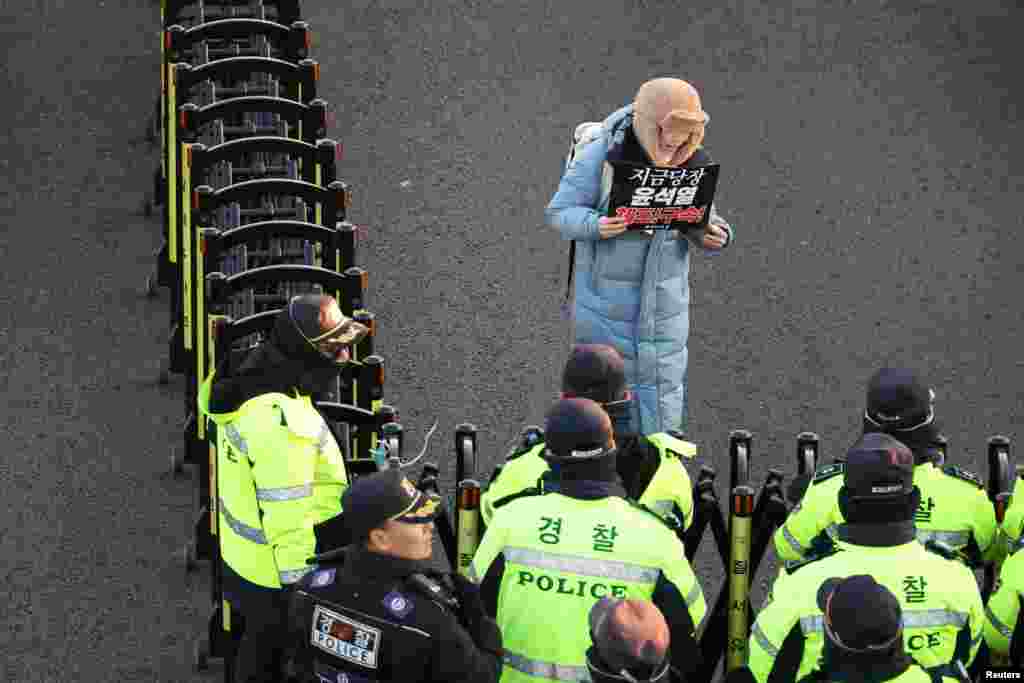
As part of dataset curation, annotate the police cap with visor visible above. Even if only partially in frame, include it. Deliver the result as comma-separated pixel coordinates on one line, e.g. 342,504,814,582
273,294,369,368
341,470,441,542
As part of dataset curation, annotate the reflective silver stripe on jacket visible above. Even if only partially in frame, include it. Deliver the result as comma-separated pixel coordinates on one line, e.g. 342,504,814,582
986,604,1015,639
917,530,970,547
782,526,807,554
219,497,267,544
752,622,779,657
224,423,248,455
648,500,674,517
503,547,660,584
255,483,314,502
685,582,703,609
801,609,967,634
280,567,313,585
316,423,331,453
503,649,590,681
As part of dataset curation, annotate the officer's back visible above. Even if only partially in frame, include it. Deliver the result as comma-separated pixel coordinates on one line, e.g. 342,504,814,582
481,344,696,531
775,368,998,568
749,433,985,682
471,398,706,683
288,470,503,683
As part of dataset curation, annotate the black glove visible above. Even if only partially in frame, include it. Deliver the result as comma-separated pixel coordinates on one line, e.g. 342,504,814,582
451,573,502,655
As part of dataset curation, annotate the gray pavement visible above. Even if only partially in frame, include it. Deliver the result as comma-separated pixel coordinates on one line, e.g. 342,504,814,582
1,0,1021,680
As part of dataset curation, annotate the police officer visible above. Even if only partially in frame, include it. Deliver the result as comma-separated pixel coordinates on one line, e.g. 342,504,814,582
469,397,706,683
198,294,368,683
1001,472,1023,553
748,432,985,682
775,367,999,570
481,344,696,532
983,534,1024,666
287,469,504,682
799,576,967,682
587,597,675,682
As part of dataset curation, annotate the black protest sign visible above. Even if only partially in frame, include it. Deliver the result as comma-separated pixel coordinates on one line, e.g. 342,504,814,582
607,162,720,231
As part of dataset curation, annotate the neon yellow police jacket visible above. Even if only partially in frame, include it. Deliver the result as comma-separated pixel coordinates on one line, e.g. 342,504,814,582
984,537,1024,659
749,539,984,682
469,491,705,683
480,432,696,531
198,369,348,589
774,461,999,568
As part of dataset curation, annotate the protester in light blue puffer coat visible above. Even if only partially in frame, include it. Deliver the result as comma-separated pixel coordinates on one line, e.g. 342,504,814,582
545,78,735,434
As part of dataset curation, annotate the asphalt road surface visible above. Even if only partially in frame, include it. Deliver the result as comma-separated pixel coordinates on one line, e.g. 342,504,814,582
2,0,1022,681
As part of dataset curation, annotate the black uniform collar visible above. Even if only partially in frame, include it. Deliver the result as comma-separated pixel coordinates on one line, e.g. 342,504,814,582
547,478,628,500
836,520,916,547
337,545,434,579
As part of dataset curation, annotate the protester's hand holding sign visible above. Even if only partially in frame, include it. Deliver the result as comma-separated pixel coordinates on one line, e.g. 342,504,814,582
701,221,730,249
598,216,628,239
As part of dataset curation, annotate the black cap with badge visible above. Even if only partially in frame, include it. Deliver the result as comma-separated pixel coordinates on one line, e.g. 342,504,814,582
272,294,369,368
341,470,441,542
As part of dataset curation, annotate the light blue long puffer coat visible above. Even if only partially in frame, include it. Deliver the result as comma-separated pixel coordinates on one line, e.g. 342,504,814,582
545,103,735,434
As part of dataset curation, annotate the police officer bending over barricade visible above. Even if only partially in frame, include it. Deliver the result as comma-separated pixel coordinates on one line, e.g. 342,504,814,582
198,294,368,683
983,531,1024,667
799,575,968,682
775,367,999,571
482,344,695,532
287,469,504,683
469,397,706,683
748,432,985,682
587,597,676,682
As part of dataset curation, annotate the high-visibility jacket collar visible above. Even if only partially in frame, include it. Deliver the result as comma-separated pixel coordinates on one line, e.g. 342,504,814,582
836,520,916,547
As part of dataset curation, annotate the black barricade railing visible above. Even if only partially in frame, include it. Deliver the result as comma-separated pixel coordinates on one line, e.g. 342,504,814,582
156,58,323,382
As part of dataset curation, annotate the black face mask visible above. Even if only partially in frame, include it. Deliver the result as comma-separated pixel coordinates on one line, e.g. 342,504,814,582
603,397,637,438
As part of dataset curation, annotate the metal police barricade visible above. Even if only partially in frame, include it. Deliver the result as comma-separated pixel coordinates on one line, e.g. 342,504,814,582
695,431,789,683
452,425,481,577
163,0,301,27
147,19,312,279
179,133,342,332
985,435,1012,600
153,57,320,381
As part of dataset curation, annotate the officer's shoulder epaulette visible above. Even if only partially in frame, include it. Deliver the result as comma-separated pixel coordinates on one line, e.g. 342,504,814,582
625,498,682,533
491,486,544,511
941,465,984,489
646,431,698,460
923,539,961,562
812,462,845,485
784,544,841,575
507,432,545,462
